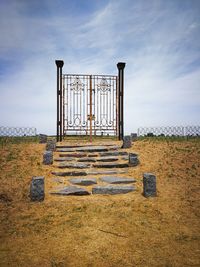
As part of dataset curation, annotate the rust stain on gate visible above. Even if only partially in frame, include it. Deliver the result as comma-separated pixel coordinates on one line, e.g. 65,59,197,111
55,61,125,142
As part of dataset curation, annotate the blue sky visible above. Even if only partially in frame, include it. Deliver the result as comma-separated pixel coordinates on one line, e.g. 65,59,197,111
0,0,200,134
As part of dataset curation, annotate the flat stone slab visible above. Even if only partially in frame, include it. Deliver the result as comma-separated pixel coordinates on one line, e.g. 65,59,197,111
51,186,90,196
96,156,119,162
54,157,75,162
87,170,127,175
69,178,97,186
52,170,127,177
56,145,88,148
92,185,135,195
56,144,120,149
52,177,63,183
57,146,119,153
56,163,91,169
52,171,87,176
100,177,136,184
59,153,87,158
78,158,96,162
93,163,129,168
99,151,128,156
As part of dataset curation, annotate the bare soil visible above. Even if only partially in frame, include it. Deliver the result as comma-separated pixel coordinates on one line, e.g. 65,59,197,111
0,138,199,267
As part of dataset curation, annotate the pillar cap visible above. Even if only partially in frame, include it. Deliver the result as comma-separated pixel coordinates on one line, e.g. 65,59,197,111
117,62,126,69
55,60,64,68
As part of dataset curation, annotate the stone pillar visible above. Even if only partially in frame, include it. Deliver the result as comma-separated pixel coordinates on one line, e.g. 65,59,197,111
129,153,139,166
30,176,45,201
46,139,56,151
131,133,137,141
143,173,156,197
39,134,47,144
122,135,132,148
43,151,53,165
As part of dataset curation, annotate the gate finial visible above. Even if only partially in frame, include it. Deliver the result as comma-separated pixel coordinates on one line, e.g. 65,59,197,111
55,60,64,68
117,62,126,70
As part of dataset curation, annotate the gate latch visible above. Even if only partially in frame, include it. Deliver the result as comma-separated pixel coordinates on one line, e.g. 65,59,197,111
87,115,95,120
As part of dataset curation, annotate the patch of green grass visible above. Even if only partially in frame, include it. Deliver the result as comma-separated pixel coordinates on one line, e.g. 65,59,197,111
6,152,17,161
0,136,39,146
138,136,200,143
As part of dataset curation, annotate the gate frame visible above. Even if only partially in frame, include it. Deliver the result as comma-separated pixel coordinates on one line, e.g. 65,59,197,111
55,60,125,142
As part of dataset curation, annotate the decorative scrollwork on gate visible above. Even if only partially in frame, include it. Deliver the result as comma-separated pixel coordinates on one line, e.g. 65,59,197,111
97,78,111,92
70,76,85,92
63,74,117,135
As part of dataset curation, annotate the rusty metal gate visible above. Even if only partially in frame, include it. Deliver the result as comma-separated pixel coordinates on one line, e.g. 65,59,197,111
55,61,125,141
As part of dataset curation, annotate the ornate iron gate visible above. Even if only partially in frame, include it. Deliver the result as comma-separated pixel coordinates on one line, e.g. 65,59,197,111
55,61,125,141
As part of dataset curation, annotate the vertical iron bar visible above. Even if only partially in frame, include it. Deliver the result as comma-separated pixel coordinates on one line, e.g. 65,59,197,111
62,77,65,137
116,77,118,136
55,60,64,142
60,64,63,141
117,62,126,140
56,64,59,142
90,75,92,142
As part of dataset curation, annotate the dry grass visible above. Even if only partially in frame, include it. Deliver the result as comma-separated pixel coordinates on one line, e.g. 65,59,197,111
0,138,200,267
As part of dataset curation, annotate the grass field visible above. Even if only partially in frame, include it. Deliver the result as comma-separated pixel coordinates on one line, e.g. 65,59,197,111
0,137,200,267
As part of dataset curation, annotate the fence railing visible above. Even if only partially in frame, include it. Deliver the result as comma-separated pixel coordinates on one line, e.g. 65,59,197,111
137,126,200,137
0,127,37,137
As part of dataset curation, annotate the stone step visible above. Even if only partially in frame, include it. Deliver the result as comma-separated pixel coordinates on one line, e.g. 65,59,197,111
93,163,129,168
55,161,130,169
96,156,119,162
56,145,119,153
77,156,120,163
99,151,128,156
92,185,135,195
59,153,87,158
88,154,98,157
69,178,97,186
52,170,127,177
77,158,96,162
55,163,91,169
100,177,136,184
87,170,127,175
54,155,127,162
54,157,75,162
50,186,90,196
56,144,120,149
52,171,87,176
57,153,128,162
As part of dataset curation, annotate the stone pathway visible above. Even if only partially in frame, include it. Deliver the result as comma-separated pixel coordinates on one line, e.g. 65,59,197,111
50,143,139,196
